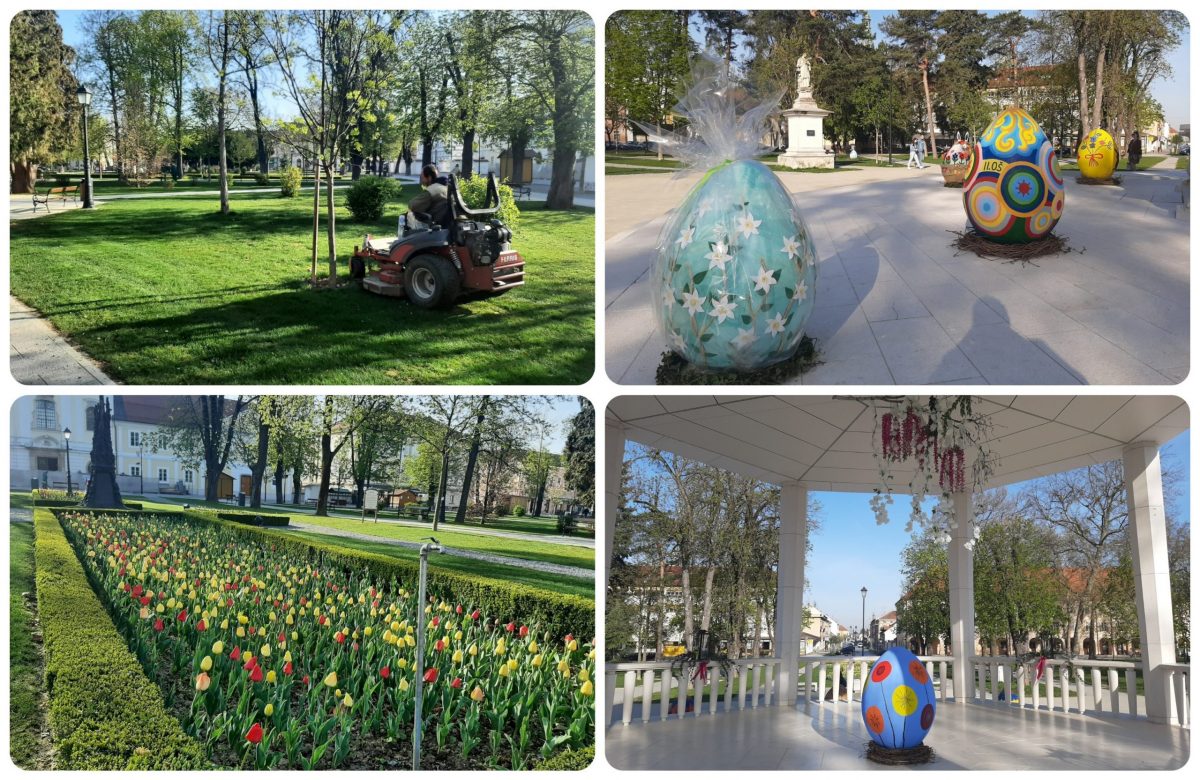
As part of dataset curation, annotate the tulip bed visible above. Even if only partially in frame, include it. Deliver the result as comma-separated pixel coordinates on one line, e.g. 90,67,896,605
55,510,596,769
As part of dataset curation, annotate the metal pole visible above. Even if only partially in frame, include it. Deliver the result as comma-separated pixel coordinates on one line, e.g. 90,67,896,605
82,103,94,209
412,538,441,770
65,439,73,495
862,593,866,654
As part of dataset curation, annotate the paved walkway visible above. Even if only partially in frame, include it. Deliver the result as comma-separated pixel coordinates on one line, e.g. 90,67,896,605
10,296,115,385
281,519,593,580
606,164,1189,384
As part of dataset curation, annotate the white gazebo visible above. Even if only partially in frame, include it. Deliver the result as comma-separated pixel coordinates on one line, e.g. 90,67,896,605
605,395,1190,770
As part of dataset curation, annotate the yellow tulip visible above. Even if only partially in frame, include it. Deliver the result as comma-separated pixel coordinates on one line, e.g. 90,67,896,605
283,650,292,663
468,643,478,657
200,656,213,672
212,640,225,655
343,693,354,708
470,685,485,703
291,631,298,642
567,639,579,652
261,644,271,658
508,658,518,671
195,672,211,691
405,635,415,648
242,650,253,663
399,678,410,692
557,659,570,673
236,626,246,638
155,603,165,613
267,670,277,684
264,703,275,716
324,671,338,687
581,680,594,697
396,658,408,670
499,664,510,678
364,626,373,637
532,654,544,668
220,619,230,630
238,614,249,625
529,640,539,654
453,650,464,664
454,630,463,641
257,627,266,637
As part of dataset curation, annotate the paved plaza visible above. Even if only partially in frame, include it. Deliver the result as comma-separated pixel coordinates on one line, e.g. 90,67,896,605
606,161,1190,384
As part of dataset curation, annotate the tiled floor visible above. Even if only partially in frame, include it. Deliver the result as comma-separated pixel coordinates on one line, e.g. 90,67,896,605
605,700,1190,770
605,167,1190,385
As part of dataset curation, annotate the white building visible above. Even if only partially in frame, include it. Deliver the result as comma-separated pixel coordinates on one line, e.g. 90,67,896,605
10,396,295,502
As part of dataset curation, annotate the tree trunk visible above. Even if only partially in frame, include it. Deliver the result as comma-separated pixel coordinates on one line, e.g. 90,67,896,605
509,134,528,189
1077,49,1090,140
422,137,434,168
316,430,333,516
274,460,285,504
250,418,270,508
311,150,321,285
205,469,220,502
921,59,938,157
433,446,451,531
324,161,337,284
350,118,365,180
461,128,475,178
10,160,36,194
681,566,694,650
291,462,303,505
546,145,576,209
454,397,489,524
217,24,230,215
1091,44,1107,132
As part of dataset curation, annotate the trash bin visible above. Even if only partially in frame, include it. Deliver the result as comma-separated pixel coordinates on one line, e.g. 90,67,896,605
31,478,39,491
238,493,246,507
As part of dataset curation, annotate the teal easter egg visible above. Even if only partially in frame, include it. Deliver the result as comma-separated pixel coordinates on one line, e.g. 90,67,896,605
861,647,936,749
653,160,817,370
963,107,1064,244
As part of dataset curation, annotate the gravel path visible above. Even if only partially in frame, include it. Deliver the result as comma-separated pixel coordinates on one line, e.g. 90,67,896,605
10,507,33,523
283,520,593,580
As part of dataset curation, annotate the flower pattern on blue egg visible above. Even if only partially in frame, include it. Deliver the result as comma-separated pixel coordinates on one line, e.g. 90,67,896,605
653,160,818,371
861,647,936,749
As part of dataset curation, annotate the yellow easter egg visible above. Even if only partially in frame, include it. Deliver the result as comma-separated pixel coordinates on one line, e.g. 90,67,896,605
1077,128,1117,180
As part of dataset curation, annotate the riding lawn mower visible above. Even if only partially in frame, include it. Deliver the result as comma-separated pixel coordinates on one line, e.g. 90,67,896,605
349,172,525,309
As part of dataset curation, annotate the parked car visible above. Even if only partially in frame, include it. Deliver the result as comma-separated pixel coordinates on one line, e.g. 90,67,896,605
1179,144,1190,156
841,644,856,655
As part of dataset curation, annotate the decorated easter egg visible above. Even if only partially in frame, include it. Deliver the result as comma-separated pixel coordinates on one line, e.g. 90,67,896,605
861,647,936,749
963,107,1064,244
1077,128,1118,180
653,159,817,371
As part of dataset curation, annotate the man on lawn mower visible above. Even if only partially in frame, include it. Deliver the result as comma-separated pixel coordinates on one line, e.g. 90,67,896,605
404,164,450,231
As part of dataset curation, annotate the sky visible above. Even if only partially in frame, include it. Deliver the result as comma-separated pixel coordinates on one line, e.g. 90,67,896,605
687,9,1190,130
541,396,589,455
624,429,1188,634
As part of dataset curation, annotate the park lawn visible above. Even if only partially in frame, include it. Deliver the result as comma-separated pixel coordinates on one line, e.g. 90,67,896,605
1176,157,1189,170
9,188,594,385
1060,155,1165,172
605,155,684,169
282,530,593,599
292,513,594,571
11,491,33,511
606,166,670,175
9,521,45,769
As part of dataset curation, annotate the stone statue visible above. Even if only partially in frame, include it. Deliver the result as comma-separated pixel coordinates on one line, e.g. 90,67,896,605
796,55,812,95
84,396,124,508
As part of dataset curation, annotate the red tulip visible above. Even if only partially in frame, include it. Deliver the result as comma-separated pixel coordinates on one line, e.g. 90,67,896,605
565,633,574,643
470,610,480,621
505,622,515,633
153,618,165,632
335,631,346,644
177,609,188,623
435,639,445,652
302,674,310,685
423,668,438,683
432,616,440,627
250,665,264,683
140,596,151,606
380,666,391,679
231,646,242,661
519,625,529,638
283,661,294,676
243,657,258,671
456,604,463,614
245,723,264,744
196,619,207,631
451,677,463,689
132,584,143,597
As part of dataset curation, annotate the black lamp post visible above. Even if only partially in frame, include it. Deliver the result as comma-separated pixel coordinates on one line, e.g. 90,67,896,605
63,427,73,495
861,586,868,654
76,85,94,208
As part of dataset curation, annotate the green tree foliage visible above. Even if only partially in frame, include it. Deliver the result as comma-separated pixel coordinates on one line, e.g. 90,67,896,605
896,528,950,655
604,11,693,144
9,11,79,193
562,400,595,511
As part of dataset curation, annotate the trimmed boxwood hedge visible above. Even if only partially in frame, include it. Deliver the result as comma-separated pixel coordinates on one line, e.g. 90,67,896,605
536,744,595,770
32,498,81,508
33,509,207,769
214,510,290,527
52,507,595,640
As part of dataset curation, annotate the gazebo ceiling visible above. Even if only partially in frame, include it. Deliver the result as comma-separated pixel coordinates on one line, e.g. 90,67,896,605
607,396,1188,492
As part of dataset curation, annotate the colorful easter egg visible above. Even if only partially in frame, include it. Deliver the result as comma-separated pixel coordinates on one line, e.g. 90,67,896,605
861,647,936,749
963,107,1064,244
1077,128,1118,180
653,159,817,371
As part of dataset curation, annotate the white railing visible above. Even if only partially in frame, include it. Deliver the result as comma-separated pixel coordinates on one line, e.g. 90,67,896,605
605,657,782,726
798,655,956,705
1160,664,1190,727
966,655,1163,720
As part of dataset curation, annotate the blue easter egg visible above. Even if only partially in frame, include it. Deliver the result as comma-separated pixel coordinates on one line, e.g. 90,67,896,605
963,107,1064,244
861,647,936,749
653,159,817,371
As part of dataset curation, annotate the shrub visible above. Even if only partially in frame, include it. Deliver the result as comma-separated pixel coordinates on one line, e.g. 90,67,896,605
162,178,175,191
253,172,270,186
225,172,235,189
457,173,521,235
280,166,302,197
345,175,399,222
536,745,595,771
513,505,527,517
123,502,143,510
213,510,289,527
557,513,578,536
33,510,207,769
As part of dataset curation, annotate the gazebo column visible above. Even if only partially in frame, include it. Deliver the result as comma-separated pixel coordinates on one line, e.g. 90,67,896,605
1122,442,1177,725
604,420,626,595
947,490,975,701
776,482,808,706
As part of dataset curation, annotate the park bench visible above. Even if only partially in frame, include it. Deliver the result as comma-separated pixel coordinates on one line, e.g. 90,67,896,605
158,482,189,495
31,184,79,212
512,184,532,200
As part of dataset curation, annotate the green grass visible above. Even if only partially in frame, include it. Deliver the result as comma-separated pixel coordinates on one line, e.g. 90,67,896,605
11,492,33,512
10,521,45,769
1061,155,1165,172
290,513,594,571
605,155,684,169
281,530,593,599
1176,156,1190,170
10,189,594,385
40,174,348,195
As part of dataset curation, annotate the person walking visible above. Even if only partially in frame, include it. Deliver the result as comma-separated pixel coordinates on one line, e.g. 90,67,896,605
907,134,920,168
915,134,927,169
1127,131,1142,171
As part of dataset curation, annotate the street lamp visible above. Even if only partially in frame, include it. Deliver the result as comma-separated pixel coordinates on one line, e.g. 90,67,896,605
76,85,94,208
861,586,868,655
63,427,73,495
411,537,443,770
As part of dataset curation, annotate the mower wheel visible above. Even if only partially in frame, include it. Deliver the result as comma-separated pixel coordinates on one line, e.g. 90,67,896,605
404,254,460,309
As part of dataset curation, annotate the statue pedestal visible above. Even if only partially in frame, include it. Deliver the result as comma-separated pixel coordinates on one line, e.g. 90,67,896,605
776,93,834,170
